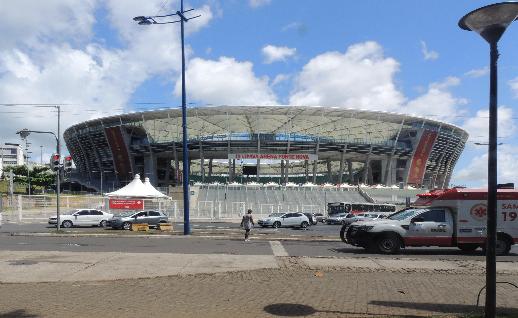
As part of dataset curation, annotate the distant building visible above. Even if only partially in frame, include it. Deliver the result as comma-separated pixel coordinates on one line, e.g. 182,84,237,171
0,143,24,176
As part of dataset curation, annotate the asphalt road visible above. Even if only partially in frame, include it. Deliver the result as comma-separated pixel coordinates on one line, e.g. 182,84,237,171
1,232,517,261
0,221,341,236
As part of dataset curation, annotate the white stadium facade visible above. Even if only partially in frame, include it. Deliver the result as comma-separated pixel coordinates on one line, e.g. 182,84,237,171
64,106,469,192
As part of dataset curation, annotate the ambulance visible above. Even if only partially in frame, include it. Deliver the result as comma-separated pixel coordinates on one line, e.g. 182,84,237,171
343,187,518,255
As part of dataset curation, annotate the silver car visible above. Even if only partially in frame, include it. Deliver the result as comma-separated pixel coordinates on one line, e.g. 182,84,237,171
258,212,310,228
48,209,113,228
108,210,169,230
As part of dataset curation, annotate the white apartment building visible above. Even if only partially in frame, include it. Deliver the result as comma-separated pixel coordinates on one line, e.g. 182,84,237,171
0,143,25,176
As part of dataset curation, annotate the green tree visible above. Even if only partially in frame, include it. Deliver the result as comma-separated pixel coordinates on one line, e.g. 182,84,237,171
3,165,55,189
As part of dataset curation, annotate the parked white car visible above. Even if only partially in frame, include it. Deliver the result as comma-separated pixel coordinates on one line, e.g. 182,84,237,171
258,212,310,228
48,209,113,228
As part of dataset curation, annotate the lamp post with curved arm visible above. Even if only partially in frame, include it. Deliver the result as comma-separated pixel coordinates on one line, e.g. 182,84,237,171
17,128,61,231
133,0,200,235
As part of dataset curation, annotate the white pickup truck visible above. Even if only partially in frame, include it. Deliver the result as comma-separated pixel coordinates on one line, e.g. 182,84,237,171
343,188,518,255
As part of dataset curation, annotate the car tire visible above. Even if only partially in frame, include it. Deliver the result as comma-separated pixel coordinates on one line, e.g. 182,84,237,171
122,222,132,230
272,221,281,228
300,221,309,229
99,220,107,228
458,243,479,252
62,220,73,228
496,236,512,256
375,234,401,254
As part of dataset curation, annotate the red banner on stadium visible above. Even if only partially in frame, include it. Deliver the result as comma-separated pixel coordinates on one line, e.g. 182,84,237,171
407,130,438,185
109,199,144,210
104,127,132,180
228,153,317,161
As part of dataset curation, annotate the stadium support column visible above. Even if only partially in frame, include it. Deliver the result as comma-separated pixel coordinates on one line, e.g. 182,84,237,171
348,159,353,184
338,145,347,184
326,160,332,183
173,144,180,185
280,160,285,185
304,160,309,182
362,146,373,184
312,137,320,184
232,159,236,181
208,159,213,177
199,140,205,183
227,128,232,182
384,119,405,186
256,133,261,182
285,133,291,185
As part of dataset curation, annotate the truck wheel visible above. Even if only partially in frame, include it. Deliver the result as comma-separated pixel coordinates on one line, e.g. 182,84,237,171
458,243,479,252
339,224,348,243
495,237,512,256
375,234,401,254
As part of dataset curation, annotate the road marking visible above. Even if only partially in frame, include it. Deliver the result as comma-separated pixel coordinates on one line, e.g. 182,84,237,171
269,240,289,257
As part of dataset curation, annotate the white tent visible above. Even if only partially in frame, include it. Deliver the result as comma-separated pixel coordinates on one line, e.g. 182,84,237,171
106,174,169,198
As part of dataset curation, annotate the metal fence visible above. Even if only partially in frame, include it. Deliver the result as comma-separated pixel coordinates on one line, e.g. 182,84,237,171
1,195,324,223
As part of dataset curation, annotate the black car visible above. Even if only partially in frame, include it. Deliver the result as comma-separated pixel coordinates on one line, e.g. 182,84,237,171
303,213,318,225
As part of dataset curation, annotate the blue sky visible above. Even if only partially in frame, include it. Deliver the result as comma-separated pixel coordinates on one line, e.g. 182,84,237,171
1,0,518,187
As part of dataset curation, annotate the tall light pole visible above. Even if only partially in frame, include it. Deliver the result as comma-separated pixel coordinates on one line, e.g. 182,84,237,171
17,124,61,231
459,3,518,317
133,1,200,235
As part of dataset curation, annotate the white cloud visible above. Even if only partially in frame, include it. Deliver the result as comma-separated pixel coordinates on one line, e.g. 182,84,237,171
420,40,439,61
262,45,296,64
249,0,271,8
508,77,518,98
402,77,467,122
462,106,516,144
454,145,518,186
272,74,290,86
177,57,278,105
465,66,489,78
289,41,405,110
0,0,213,156
0,0,96,50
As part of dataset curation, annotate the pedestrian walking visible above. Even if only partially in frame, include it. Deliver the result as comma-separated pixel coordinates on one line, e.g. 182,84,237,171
241,209,255,242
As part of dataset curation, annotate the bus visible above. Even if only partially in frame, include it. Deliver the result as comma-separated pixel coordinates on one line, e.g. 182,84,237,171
327,202,396,216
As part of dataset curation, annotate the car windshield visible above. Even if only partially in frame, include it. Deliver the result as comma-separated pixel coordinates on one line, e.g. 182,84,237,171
116,211,135,217
269,213,284,217
388,209,422,221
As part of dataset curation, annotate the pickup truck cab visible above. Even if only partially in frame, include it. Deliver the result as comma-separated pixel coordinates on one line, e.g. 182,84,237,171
343,188,518,255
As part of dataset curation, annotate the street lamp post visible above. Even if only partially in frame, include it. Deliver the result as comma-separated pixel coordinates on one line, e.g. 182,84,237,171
17,128,61,231
133,0,200,235
459,3,518,317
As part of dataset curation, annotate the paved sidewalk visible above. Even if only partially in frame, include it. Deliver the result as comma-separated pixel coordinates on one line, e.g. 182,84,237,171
0,250,517,317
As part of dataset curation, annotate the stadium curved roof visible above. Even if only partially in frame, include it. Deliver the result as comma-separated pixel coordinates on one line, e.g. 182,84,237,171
69,106,468,145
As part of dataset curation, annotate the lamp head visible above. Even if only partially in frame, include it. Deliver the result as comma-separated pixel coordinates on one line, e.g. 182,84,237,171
16,128,31,139
459,2,518,43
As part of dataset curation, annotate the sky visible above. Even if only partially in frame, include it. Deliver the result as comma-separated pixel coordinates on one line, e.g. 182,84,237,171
1,0,518,187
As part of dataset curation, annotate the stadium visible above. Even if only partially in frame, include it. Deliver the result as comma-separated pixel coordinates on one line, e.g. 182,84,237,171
63,106,468,217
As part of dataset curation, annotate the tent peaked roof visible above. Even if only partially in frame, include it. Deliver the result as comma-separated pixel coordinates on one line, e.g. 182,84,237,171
106,174,168,198
143,177,169,198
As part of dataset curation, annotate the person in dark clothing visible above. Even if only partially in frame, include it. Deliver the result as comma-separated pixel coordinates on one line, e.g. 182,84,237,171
240,209,255,242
